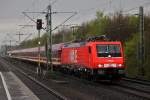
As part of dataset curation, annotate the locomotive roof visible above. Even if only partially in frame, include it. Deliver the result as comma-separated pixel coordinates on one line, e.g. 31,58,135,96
63,42,86,48
63,41,121,48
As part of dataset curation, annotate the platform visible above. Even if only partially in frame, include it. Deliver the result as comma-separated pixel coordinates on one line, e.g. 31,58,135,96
0,71,40,100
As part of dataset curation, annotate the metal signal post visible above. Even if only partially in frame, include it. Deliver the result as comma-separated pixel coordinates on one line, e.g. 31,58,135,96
46,5,53,72
36,19,42,75
139,6,145,76
38,29,41,74
45,5,77,72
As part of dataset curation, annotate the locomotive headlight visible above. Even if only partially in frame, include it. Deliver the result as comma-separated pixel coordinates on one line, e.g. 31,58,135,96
118,64,123,67
98,64,103,68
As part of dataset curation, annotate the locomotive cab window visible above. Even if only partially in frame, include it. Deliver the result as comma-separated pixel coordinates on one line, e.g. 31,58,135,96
96,44,121,57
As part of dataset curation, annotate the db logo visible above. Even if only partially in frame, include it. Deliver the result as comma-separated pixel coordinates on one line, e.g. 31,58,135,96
70,50,77,63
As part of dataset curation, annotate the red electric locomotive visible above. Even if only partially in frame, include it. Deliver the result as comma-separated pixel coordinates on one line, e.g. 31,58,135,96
61,37,125,80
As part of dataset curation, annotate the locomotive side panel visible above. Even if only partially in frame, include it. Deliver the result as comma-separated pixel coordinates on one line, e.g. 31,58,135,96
61,48,74,64
61,46,92,68
76,47,91,68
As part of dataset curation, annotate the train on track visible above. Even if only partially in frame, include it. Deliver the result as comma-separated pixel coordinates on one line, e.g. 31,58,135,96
7,36,126,80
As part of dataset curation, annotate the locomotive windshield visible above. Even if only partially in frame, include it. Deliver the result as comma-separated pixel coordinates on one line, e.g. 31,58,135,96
96,44,121,57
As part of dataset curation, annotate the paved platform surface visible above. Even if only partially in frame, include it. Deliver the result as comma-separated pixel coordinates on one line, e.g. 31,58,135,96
0,72,8,100
0,71,40,100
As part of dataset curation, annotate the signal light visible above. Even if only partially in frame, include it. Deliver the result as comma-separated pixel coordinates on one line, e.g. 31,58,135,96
36,19,42,30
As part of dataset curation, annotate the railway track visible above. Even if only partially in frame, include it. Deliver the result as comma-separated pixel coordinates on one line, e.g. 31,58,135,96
110,77,150,99
111,82,150,100
0,57,67,100
3,57,150,100
123,77,150,86
13,67,67,100
62,73,150,100
119,77,150,94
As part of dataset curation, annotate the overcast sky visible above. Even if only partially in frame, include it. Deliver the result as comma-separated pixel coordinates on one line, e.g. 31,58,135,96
0,0,150,46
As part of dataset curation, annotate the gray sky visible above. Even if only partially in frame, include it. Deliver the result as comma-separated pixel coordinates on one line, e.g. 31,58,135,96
0,0,150,46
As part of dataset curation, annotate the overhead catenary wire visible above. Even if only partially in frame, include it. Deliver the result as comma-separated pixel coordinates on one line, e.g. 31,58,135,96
22,0,59,25
72,0,150,23
52,12,77,32
123,1,150,13
70,0,113,24
20,0,53,32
